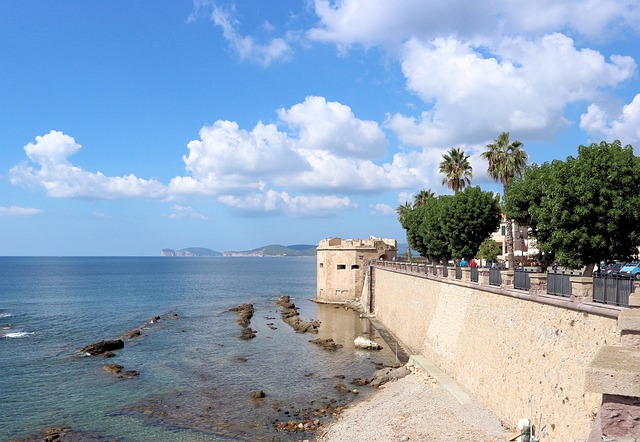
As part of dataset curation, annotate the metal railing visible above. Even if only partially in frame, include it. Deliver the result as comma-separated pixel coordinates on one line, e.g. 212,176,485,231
514,269,531,291
489,268,502,286
593,274,633,307
470,267,479,282
547,271,571,298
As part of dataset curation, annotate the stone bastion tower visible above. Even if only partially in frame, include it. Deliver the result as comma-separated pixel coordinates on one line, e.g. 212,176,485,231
316,237,397,304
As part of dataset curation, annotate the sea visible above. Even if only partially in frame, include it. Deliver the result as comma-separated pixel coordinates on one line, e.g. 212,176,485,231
0,256,398,442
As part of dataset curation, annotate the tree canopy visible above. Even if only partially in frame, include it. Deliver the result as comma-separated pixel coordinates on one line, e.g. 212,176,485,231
505,140,640,274
402,186,501,262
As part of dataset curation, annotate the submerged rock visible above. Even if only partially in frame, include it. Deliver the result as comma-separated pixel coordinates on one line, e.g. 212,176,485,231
309,338,343,351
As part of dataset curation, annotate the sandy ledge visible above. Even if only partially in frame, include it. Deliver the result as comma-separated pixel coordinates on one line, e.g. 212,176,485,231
314,367,512,442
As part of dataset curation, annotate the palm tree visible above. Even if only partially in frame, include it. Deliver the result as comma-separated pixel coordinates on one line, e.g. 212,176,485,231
414,188,435,207
396,202,413,262
481,132,528,270
439,147,473,192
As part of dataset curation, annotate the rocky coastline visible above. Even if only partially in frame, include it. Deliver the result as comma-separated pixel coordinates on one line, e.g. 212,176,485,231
12,301,405,441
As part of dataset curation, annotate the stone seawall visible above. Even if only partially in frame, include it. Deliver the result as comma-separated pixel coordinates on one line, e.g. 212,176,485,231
371,268,620,441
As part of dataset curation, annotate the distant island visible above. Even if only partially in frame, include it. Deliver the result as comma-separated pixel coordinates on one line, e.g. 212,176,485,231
161,244,316,257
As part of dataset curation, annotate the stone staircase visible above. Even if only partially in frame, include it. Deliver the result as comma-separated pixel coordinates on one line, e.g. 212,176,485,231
584,293,640,441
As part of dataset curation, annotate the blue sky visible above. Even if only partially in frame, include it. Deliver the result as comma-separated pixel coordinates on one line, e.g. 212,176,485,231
2,1,640,256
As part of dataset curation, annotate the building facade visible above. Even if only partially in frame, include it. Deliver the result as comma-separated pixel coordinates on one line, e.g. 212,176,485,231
316,237,397,303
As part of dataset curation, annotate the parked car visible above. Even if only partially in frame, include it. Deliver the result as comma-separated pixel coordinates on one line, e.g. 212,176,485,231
619,262,640,278
605,262,625,275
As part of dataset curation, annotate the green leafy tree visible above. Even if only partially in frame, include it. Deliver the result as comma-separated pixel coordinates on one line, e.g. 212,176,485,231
441,186,502,260
439,147,473,192
478,239,502,265
505,140,640,275
396,202,414,262
504,162,556,270
417,196,452,263
481,132,527,269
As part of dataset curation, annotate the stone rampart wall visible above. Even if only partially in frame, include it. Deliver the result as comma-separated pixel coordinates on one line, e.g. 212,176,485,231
372,268,620,441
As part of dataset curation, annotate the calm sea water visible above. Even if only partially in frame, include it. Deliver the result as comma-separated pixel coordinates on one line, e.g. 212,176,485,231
0,257,396,441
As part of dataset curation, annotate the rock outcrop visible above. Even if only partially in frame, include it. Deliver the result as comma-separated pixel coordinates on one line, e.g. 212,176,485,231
276,296,320,333
80,339,124,356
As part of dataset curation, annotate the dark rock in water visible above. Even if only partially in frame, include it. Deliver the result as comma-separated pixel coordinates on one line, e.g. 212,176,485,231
229,304,257,339
11,426,108,442
351,377,369,386
102,364,139,380
276,296,320,334
81,339,124,355
250,390,266,399
240,327,256,340
309,338,342,351
103,364,124,374
122,329,141,339
151,315,161,322
334,384,349,394
118,370,140,380
229,303,254,326
233,356,248,363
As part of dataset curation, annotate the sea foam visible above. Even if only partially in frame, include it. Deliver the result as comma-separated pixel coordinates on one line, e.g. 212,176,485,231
3,332,34,338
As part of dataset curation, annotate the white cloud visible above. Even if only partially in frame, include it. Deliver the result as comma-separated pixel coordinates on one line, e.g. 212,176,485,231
369,203,396,216
0,206,42,216
580,95,640,145
10,131,167,199
278,96,387,158
168,205,208,220
388,34,635,147
218,190,356,216
308,0,640,47
211,5,293,66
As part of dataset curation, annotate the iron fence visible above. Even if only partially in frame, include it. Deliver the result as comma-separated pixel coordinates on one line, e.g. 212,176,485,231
593,274,633,307
547,271,571,297
514,269,531,291
470,267,479,282
489,268,502,286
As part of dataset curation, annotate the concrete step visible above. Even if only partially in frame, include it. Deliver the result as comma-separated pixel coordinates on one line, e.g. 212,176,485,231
408,355,472,404
585,346,640,397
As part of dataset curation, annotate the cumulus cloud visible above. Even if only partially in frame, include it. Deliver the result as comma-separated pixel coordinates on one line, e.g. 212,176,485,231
580,95,640,145
0,206,42,216
308,0,640,47
211,4,293,66
170,96,404,196
387,34,635,147
168,204,208,220
10,131,167,199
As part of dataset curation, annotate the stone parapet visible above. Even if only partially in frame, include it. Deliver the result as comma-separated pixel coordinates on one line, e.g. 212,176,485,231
585,346,640,397
571,276,594,302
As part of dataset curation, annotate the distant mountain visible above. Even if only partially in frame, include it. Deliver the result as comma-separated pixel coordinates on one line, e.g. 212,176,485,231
161,247,222,257
223,244,316,257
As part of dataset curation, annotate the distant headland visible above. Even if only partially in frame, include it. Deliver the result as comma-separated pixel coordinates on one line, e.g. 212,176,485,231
161,244,317,257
